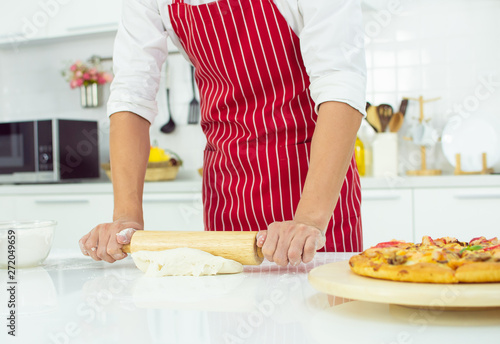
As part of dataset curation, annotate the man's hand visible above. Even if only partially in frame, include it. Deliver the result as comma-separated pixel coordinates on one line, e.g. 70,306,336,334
79,220,142,263
256,221,326,266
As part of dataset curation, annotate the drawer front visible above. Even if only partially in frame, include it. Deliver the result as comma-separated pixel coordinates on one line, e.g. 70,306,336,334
143,193,204,231
0,196,16,221
15,195,114,250
361,189,413,249
414,187,500,241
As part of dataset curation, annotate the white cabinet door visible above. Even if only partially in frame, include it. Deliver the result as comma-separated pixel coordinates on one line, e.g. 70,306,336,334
0,0,48,45
0,196,16,221
414,187,500,241
15,194,114,250
47,0,122,38
142,193,204,232
361,189,413,249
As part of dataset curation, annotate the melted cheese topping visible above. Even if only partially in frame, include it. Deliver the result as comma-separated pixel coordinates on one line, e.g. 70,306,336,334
361,236,500,270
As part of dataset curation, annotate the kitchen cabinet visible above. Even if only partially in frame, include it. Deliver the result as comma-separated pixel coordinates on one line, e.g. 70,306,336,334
46,0,122,39
14,194,114,250
361,189,413,249
0,0,122,46
414,187,500,241
0,1,48,45
6,191,203,250
2,175,500,250
0,197,16,221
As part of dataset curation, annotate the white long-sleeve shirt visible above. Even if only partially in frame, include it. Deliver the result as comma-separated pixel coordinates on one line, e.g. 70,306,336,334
107,0,367,123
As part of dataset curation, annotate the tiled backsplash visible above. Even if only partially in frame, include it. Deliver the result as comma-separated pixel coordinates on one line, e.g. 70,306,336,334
1,0,499,176
364,0,500,174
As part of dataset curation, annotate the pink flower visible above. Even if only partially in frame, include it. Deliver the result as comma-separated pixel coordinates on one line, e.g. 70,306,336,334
64,60,113,89
103,73,113,83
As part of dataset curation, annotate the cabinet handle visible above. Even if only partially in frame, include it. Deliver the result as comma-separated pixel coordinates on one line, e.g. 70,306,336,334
66,23,118,32
0,32,24,39
35,199,90,204
362,194,401,201
143,194,199,203
454,193,500,200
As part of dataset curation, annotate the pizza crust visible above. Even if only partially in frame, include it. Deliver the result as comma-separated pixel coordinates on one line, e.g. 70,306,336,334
455,262,500,283
349,255,458,284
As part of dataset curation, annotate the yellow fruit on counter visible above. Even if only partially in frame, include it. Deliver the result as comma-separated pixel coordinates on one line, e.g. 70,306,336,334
149,146,171,163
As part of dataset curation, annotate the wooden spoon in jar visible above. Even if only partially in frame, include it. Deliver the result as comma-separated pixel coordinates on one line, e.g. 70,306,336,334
388,99,408,133
366,105,382,133
377,104,393,132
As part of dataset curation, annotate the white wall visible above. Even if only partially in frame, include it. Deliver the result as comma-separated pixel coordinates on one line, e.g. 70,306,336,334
363,0,500,174
0,32,206,177
1,0,499,177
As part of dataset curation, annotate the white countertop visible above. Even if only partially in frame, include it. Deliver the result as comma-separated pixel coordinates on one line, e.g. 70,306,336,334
360,174,500,189
1,251,499,344
2,171,500,195
0,170,204,195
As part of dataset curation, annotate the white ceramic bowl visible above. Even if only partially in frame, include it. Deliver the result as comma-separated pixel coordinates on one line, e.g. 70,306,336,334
0,220,56,268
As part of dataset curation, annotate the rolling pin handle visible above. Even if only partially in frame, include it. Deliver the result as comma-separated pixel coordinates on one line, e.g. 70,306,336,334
122,244,131,253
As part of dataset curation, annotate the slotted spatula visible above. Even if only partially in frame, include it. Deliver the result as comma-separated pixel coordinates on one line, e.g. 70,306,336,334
188,65,200,124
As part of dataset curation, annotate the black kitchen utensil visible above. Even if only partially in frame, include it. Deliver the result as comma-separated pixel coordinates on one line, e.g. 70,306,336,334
160,61,176,134
160,89,176,134
188,65,200,124
399,99,409,117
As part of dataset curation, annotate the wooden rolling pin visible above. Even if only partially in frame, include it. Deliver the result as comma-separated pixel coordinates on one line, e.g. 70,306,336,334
122,231,264,265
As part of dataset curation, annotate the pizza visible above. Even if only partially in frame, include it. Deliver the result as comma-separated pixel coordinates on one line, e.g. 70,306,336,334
349,236,500,283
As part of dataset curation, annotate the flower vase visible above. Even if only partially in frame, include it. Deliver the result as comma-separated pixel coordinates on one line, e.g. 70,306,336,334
80,83,101,108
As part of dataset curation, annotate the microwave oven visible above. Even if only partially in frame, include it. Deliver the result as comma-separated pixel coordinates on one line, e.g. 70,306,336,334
0,119,100,184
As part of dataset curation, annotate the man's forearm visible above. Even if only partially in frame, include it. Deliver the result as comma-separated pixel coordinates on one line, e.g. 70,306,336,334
294,101,362,231
109,112,151,225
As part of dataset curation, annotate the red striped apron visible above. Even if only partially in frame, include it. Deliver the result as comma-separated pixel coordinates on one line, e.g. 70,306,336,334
168,0,362,252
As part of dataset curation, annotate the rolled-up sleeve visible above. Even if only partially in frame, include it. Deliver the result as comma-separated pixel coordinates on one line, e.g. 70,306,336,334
298,0,367,116
107,0,169,124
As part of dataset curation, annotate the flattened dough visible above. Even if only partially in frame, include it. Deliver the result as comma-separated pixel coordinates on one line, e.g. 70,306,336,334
131,248,243,277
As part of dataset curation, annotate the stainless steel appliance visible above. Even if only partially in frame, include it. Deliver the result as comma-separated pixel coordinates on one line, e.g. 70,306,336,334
0,119,100,183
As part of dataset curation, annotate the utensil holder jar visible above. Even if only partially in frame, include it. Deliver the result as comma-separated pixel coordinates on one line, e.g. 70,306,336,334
80,83,101,108
373,133,398,177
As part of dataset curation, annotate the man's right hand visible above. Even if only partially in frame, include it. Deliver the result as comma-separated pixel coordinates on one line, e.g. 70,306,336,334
78,219,143,263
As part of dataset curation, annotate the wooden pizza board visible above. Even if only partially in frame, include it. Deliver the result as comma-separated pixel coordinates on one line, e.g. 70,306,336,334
308,261,500,309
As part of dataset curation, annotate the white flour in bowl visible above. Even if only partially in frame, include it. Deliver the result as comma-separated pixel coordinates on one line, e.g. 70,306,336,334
0,221,55,268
